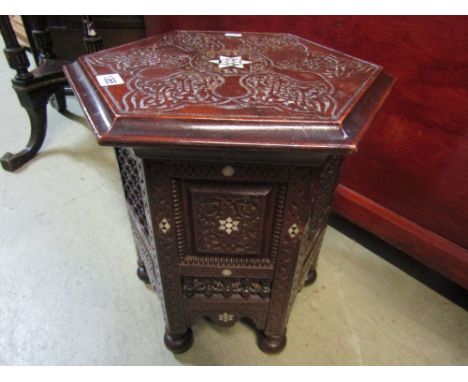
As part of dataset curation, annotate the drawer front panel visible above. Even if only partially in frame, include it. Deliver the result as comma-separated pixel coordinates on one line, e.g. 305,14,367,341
187,182,275,257
165,161,290,270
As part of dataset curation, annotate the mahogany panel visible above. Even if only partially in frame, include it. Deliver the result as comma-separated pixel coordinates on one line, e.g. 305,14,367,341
186,182,276,257
145,16,468,286
334,185,468,289
65,30,392,152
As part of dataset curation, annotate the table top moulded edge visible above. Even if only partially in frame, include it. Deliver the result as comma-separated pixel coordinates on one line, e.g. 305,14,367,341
64,41,394,163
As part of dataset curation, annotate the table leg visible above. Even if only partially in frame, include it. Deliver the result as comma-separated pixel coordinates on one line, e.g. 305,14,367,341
1,96,47,172
257,331,287,354
304,230,325,287
50,88,67,113
136,258,150,284
304,269,318,286
164,328,194,354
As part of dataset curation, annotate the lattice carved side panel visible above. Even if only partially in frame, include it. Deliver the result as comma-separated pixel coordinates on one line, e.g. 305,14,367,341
144,161,189,335
287,155,344,316
115,147,151,240
264,167,313,339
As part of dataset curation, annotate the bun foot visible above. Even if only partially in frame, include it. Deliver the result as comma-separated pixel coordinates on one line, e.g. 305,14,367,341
304,269,317,286
257,332,287,354
137,259,150,284
164,328,194,354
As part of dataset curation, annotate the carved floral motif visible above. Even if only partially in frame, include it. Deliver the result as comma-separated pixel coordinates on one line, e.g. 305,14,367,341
275,53,374,79
182,277,271,299
239,73,336,114
168,163,289,268
86,46,191,76
190,191,268,256
122,72,226,112
121,71,336,115
159,31,225,52
242,34,309,53
124,156,343,345
84,31,378,119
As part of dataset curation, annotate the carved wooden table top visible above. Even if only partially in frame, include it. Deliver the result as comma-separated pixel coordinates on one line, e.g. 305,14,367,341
65,30,393,152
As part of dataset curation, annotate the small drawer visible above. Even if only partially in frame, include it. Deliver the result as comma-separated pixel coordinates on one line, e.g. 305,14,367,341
168,161,290,270
181,276,272,299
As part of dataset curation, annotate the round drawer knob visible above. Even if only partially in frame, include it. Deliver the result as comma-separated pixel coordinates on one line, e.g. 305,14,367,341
222,165,235,177
222,269,232,276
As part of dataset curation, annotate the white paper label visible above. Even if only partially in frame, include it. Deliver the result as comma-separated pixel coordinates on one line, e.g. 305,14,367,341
96,73,124,87
224,32,242,38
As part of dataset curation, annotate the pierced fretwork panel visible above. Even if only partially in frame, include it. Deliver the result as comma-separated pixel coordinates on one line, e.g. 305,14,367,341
115,147,150,238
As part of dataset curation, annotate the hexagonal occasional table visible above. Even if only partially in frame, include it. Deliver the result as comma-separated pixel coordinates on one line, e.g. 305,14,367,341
64,31,393,354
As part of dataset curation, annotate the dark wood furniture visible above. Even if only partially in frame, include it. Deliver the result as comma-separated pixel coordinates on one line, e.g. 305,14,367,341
144,16,468,290
0,15,68,171
42,16,145,61
5,15,465,287
0,15,146,172
64,31,392,353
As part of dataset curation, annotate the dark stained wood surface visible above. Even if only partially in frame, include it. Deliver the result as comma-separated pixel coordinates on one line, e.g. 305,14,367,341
43,16,146,61
144,16,468,288
334,185,468,289
64,31,392,154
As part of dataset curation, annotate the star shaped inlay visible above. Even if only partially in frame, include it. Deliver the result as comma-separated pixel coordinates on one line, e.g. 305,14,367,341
208,56,252,69
218,217,240,235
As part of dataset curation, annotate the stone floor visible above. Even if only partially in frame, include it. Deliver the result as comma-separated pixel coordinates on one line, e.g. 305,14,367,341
0,51,467,366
